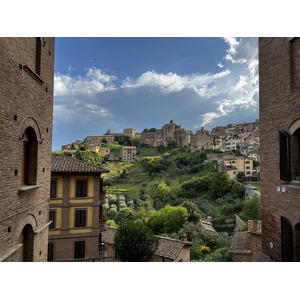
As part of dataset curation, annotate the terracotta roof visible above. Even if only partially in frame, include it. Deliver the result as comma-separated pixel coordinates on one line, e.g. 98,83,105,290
102,226,192,260
228,232,252,255
51,154,109,173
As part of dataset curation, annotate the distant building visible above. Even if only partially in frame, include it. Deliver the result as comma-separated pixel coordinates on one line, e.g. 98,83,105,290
100,147,110,157
102,227,193,262
123,128,136,136
86,144,101,152
0,37,55,262
48,154,109,262
190,127,214,152
140,120,190,148
122,146,137,162
86,135,115,145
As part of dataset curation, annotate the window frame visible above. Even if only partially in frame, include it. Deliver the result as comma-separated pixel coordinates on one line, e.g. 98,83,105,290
75,209,87,228
74,241,85,259
75,179,88,198
50,179,57,198
49,209,56,230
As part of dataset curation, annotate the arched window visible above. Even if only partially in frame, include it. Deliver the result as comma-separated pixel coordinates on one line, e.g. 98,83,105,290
22,127,38,186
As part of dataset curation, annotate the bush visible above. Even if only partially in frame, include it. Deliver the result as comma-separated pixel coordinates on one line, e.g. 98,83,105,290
106,219,117,227
239,195,261,221
155,182,171,199
115,207,134,224
147,205,188,235
114,220,159,262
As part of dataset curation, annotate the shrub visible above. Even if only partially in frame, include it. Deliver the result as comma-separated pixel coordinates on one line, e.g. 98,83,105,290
115,207,134,224
114,220,159,262
106,219,117,227
155,182,171,199
147,205,188,235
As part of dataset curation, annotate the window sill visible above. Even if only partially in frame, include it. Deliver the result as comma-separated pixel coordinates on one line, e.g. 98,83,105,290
23,65,45,85
18,185,41,194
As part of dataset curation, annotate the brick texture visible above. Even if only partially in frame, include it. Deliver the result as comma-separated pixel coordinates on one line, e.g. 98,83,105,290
0,38,55,261
259,37,300,261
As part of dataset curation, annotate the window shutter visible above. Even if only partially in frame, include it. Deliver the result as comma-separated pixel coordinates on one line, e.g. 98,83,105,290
81,210,86,227
75,210,81,227
50,180,57,198
279,130,291,181
49,210,56,229
82,180,87,197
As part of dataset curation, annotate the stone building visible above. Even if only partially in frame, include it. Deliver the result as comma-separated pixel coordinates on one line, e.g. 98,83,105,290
48,154,109,261
0,37,55,262
140,120,190,148
122,146,137,162
86,135,115,145
190,127,214,152
258,37,300,261
123,128,136,136
102,226,193,262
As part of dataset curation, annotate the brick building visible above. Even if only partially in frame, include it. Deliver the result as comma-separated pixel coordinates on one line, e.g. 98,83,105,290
140,120,190,148
48,154,109,261
0,38,55,262
259,37,300,261
190,127,214,152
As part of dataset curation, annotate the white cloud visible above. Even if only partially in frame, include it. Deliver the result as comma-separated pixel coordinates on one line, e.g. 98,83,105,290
217,62,224,68
122,69,231,96
54,67,117,97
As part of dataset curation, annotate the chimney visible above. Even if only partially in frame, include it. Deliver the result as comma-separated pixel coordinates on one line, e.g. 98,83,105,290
180,233,187,242
170,120,173,123
248,220,262,235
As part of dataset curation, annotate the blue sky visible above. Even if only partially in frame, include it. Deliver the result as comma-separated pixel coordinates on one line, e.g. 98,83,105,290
53,37,258,150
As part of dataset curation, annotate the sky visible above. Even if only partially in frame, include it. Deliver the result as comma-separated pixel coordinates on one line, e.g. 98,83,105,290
53,37,258,150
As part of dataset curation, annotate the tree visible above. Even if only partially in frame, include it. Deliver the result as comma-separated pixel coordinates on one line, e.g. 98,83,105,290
239,195,261,221
134,200,156,223
149,128,157,132
147,205,188,234
187,129,194,136
180,201,202,223
168,139,178,149
114,220,159,262
115,207,134,224
104,129,112,135
74,150,104,165
155,182,171,198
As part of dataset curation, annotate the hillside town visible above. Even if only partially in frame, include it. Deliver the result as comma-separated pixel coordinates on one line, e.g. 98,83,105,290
1,37,300,265
61,118,260,181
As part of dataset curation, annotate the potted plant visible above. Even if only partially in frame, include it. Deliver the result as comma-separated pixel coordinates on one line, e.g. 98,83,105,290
296,166,300,181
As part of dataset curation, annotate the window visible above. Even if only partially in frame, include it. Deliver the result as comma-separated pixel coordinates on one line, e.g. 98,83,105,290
49,210,56,229
279,130,291,181
22,127,38,185
247,171,250,175
74,241,85,259
48,243,54,262
75,210,87,227
50,180,57,198
76,180,87,197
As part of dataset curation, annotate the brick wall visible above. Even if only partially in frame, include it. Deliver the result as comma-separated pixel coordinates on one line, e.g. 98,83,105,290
0,38,55,261
259,37,300,261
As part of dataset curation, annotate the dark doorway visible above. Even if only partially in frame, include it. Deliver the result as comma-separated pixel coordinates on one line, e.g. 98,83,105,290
20,224,34,262
281,216,293,262
294,222,300,262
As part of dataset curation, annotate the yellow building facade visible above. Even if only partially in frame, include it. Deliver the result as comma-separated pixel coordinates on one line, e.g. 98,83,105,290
223,155,254,179
48,154,109,262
